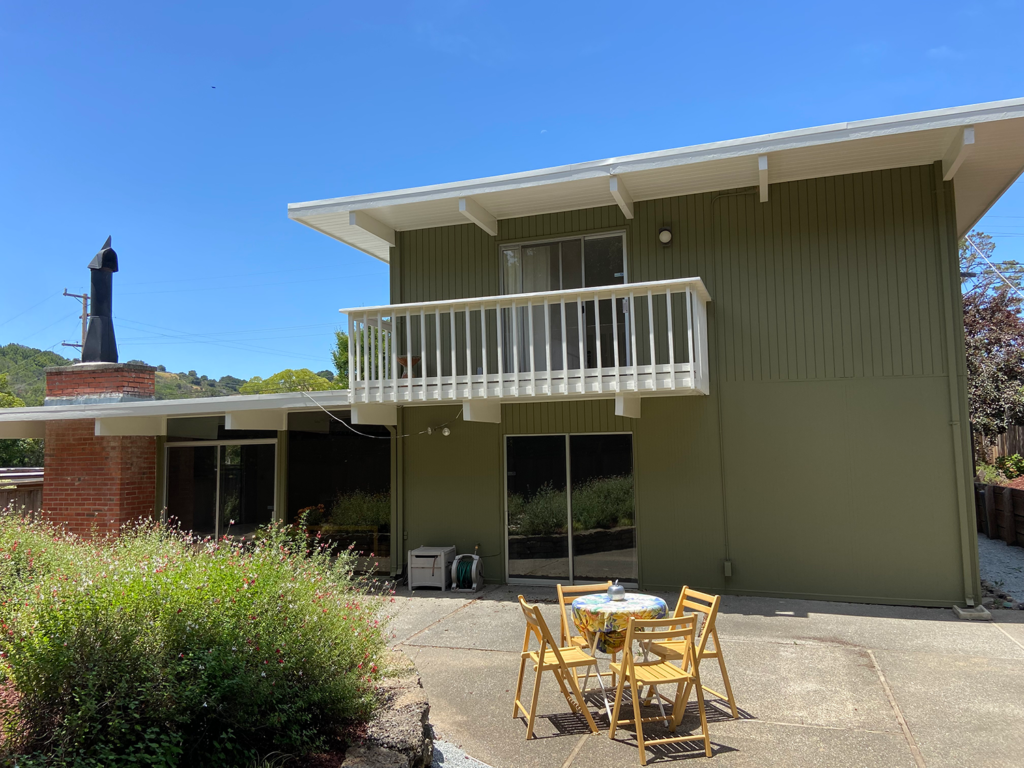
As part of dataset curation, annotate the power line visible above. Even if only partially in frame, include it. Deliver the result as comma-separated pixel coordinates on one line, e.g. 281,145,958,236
964,235,1024,302
0,292,61,331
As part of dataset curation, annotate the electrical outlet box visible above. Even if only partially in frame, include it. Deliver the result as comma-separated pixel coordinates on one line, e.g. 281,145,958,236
723,560,733,577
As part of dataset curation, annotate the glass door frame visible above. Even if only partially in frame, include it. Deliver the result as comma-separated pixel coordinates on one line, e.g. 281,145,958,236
163,438,279,537
503,430,638,587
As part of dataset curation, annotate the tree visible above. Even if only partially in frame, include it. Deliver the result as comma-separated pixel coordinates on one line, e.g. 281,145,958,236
0,373,44,468
331,331,350,389
239,368,338,395
960,231,1024,445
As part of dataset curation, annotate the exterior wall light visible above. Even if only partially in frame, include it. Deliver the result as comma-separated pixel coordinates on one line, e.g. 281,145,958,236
658,227,672,245
442,427,451,437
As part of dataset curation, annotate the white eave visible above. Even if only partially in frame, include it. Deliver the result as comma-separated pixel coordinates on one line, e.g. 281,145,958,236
0,389,352,431
288,97,1024,263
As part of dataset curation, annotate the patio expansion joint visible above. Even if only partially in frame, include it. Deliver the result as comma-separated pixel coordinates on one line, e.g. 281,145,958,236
867,649,927,768
993,622,1024,653
394,586,500,647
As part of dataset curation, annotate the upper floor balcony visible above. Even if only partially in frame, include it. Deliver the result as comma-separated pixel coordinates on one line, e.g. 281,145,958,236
340,277,710,418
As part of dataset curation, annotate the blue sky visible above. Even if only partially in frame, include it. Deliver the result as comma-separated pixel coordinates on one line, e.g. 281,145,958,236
1,1,1022,380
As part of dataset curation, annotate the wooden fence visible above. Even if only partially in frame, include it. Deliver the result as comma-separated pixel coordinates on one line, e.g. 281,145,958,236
0,467,43,514
974,482,1024,547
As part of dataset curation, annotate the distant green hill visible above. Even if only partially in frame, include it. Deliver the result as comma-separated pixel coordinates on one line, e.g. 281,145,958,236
0,344,75,406
0,344,248,405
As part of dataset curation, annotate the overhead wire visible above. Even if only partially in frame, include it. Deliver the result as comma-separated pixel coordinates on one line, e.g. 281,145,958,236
964,235,1024,302
298,390,463,439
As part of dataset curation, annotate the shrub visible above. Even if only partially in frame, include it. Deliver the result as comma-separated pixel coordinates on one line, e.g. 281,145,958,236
976,462,1010,486
994,453,1024,480
0,510,389,767
328,491,390,530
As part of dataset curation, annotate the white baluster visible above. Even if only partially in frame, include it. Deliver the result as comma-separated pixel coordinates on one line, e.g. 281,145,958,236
481,304,488,398
405,310,412,402
594,297,603,392
666,291,676,390
449,307,457,400
511,300,519,397
611,293,620,393
647,290,656,392
560,298,569,396
544,298,552,396
629,293,638,394
527,299,535,396
434,309,442,401
576,296,584,394
465,309,472,398
686,288,696,390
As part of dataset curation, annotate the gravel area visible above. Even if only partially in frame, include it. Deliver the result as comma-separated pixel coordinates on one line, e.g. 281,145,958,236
433,740,492,768
978,534,1024,602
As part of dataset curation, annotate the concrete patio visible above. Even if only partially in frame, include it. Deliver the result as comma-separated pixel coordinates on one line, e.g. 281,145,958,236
391,586,1024,768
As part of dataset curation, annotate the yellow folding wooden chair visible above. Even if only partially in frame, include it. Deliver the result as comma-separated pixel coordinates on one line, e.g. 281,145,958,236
555,581,612,649
512,595,601,739
608,615,712,764
647,587,738,718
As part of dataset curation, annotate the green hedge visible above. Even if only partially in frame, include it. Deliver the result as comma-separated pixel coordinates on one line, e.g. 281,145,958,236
0,512,389,767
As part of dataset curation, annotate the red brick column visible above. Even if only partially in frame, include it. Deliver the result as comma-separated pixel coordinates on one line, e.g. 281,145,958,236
42,363,158,537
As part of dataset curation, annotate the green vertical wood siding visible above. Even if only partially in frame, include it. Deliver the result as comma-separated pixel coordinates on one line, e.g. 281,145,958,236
392,163,976,605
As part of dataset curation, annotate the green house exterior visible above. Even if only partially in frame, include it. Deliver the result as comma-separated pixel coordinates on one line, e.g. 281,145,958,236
4,99,1024,608
387,162,977,606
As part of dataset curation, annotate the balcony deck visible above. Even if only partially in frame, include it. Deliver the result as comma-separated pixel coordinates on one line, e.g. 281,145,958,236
340,277,710,413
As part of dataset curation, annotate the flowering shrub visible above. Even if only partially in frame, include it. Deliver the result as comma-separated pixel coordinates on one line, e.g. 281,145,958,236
0,510,390,767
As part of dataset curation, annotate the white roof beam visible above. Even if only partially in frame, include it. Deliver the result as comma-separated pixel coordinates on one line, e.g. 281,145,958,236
943,125,975,181
458,197,498,236
758,155,769,202
609,176,634,219
348,211,396,247
463,400,501,423
351,403,397,426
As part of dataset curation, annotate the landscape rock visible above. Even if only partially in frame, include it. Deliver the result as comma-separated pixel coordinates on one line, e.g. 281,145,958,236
349,649,432,768
341,744,410,768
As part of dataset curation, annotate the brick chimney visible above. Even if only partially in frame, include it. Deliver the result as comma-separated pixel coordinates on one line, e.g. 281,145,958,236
42,363,158,536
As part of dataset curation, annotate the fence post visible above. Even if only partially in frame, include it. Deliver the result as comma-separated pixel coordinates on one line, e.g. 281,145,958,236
985,484,997,539
1002,486,1017,546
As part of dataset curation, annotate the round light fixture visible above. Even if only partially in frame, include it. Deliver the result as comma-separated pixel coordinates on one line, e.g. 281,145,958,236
442,427,451,437
658,227,672,245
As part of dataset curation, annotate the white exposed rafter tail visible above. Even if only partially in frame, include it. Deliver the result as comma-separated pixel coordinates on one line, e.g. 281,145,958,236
943,126,975,181
758,155,769,202
349,211,396,247
609,176,634,219
458,198,498,236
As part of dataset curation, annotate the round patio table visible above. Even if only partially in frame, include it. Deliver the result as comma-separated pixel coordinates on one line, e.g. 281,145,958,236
571,592,668,654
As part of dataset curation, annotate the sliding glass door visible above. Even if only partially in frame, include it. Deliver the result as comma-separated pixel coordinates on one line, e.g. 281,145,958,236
506,433,636,584
166,440,276,538
500,233,629,374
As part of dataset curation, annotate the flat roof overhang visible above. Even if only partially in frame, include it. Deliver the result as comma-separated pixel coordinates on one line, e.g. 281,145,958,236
288,98,1024,263
0,390,353,438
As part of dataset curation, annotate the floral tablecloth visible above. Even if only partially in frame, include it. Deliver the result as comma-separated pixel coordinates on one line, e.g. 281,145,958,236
571,593,668,654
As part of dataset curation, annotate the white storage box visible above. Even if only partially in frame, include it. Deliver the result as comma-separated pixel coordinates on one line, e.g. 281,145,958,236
408,545,456,592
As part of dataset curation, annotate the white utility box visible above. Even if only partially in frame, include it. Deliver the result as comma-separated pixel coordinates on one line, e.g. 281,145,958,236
408,545,456,592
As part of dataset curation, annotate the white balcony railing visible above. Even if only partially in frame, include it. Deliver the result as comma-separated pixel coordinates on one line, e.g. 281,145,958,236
340,277,710,405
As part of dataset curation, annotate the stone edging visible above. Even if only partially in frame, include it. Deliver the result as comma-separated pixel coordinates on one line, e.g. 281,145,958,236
342,649,432,768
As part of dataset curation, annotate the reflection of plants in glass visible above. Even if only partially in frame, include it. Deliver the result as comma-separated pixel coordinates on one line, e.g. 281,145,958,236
327,490,390,531
571,475,634,531
508,483,567,536
508,477,634,536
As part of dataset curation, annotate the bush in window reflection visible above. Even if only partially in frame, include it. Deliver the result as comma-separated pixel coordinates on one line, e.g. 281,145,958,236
508,483,568,536
571,475,634,531
302,491,390,558
508,476,633,536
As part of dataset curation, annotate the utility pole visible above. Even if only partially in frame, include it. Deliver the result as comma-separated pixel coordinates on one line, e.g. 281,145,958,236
61,289,89,353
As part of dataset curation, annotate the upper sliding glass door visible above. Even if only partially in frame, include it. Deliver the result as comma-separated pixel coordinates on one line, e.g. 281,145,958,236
166,441,276,539
500,233,628,373
506,433,636,584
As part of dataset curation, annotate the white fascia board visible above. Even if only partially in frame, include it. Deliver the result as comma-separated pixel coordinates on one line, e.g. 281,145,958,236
609,176,634,219
458,197,498,236
463,400,501,423
758,155,769,202
348,211,396,247
0,390,353,424
943,125,975,181
286,98,1024,218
